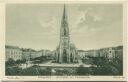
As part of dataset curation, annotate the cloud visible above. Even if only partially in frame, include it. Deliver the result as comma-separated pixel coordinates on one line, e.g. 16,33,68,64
71,4,122,37
71,8,103,36
77,7,103,28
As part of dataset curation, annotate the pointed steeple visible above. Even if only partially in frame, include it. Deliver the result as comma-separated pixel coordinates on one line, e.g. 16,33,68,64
63,4,67,19
60,4,69,37
62,4,68,22
56,4,78,64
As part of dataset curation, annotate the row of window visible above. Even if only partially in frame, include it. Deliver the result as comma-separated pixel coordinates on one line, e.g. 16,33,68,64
6,54,22,60
6,51,22,55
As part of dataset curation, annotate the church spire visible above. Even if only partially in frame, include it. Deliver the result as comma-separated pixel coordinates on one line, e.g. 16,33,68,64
61,4,69,36
56,4,78,63
63,4,67,19
62,4,68,23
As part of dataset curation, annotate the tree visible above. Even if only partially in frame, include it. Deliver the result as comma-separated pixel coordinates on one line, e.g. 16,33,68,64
21,59,27,64
109,57,123,75
92,57,109,67
15,59,22,65
76,65,91,75
6,66,22,75
6,58,16,66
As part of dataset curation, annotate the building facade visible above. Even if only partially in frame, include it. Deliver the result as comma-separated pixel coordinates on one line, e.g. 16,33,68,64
78,46,123,60
6,45,53,61
55,5,78,63
5,45,22,61
22,48,36,60
78,50,99,59
37,50,52,59
22,49,52,60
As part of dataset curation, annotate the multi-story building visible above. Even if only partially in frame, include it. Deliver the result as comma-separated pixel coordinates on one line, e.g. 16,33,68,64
22,48,35,60
5,45,22,61
36,50,44,57
6,45,55,61
78,46,123,60
22,48,44,60
78,50,87,59
111,46,123,59
98,46,123,60
78,49,99,59
36,50,51,58
22,49,52,61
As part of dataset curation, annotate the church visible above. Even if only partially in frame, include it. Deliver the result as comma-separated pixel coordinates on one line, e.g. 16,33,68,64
55,5,78,63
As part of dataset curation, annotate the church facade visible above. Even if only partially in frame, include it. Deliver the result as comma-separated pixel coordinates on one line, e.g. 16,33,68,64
55,6,78,63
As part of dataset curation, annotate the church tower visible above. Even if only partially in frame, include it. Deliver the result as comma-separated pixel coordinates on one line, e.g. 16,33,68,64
56,5,78,63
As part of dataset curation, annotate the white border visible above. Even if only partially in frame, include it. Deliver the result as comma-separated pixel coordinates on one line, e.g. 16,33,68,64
0,0,127,81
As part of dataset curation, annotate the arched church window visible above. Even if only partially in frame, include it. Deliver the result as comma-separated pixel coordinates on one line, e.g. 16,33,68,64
70,53,73,62
63,49,66,55
64,28,66,36
63,49,67,62
70,53,73,57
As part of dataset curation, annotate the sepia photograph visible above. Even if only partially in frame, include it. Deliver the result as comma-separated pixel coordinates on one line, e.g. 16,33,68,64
5,3,123,76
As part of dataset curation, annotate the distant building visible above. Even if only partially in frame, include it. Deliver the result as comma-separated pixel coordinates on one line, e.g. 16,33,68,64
98,46,123,60
36,50,44,57
78,50,99,59
77,50,87,59
78,46,123,60
22,48,36,60
22,48,52,61
55,5,78,63
5,45,22,61
114,46,123,59
37,50,52,57
5,45,54,61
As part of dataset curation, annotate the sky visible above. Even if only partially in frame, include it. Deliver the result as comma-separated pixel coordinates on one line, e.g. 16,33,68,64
6,4,123,50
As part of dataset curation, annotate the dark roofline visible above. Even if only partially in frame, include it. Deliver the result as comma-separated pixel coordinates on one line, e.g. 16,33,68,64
78,45,123,52
5,45,20,49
